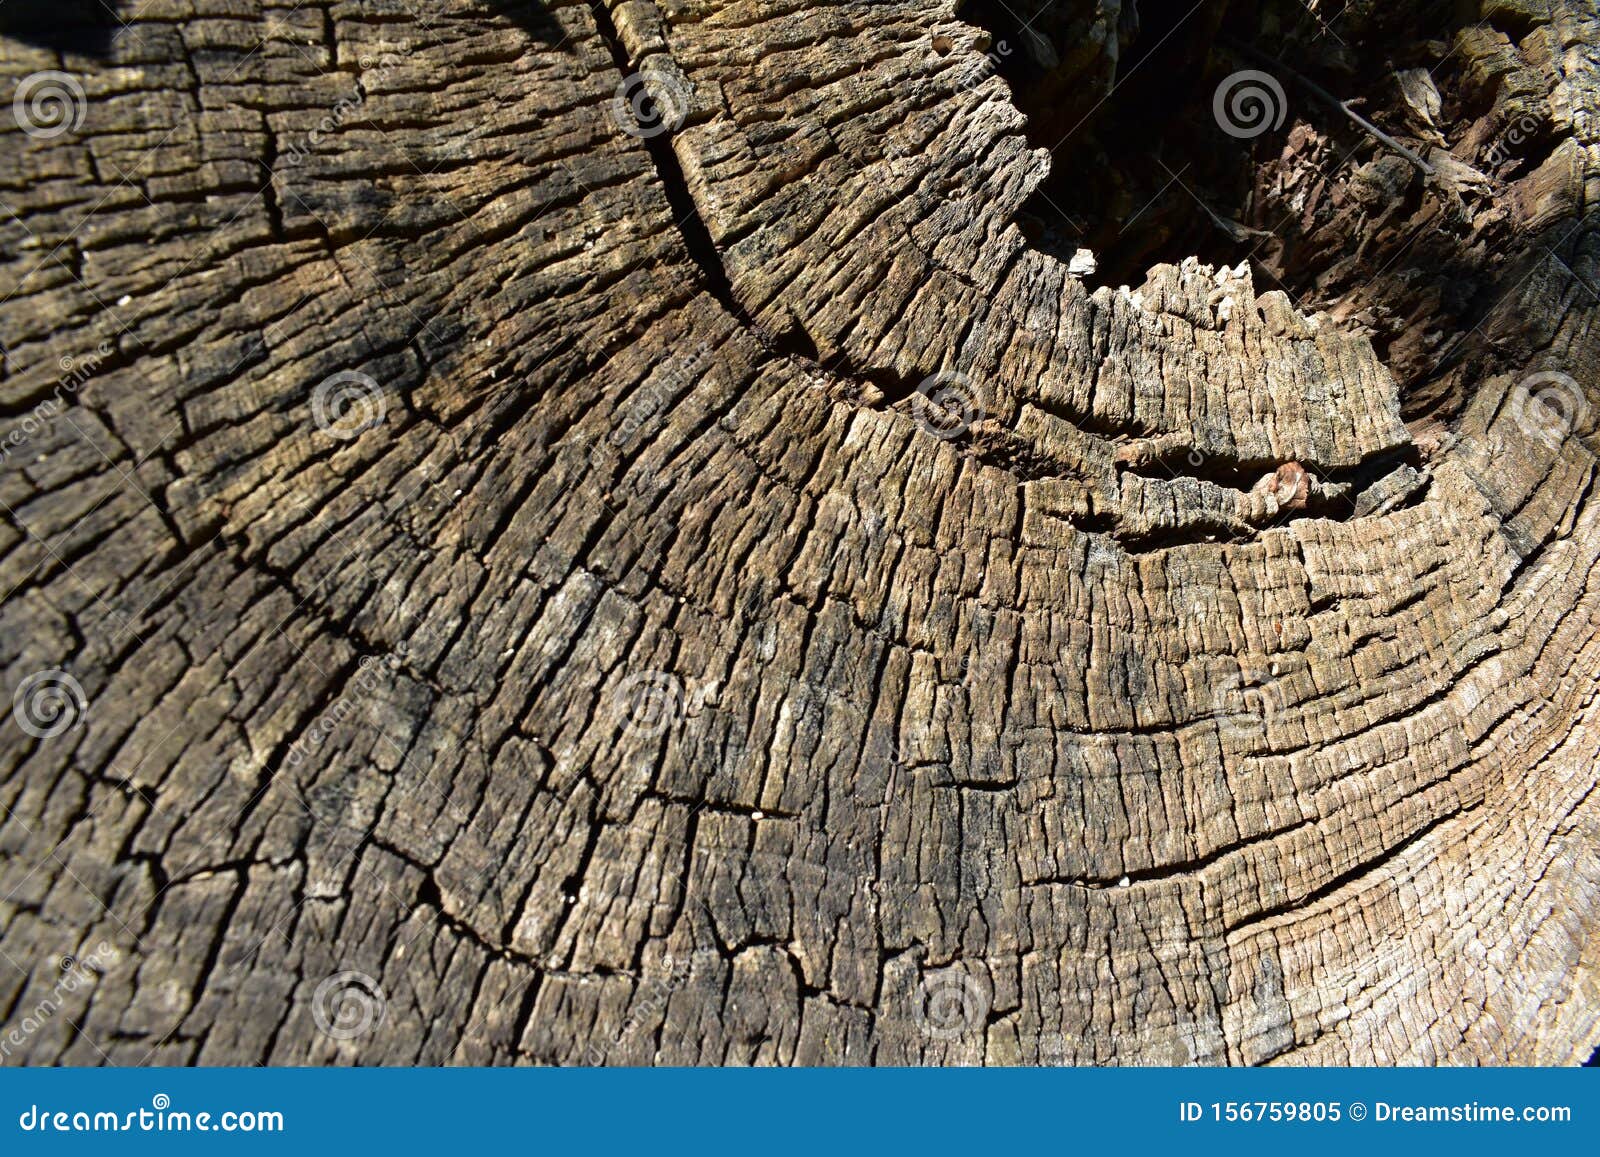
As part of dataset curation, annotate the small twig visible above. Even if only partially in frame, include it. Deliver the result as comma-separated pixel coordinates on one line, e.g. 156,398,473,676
1219,37,1435,177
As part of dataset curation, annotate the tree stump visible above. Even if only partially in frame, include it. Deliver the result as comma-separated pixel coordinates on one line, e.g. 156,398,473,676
0,0,1596,1065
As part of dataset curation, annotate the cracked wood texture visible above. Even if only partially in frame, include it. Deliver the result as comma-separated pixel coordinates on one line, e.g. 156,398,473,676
1,0,1598,1066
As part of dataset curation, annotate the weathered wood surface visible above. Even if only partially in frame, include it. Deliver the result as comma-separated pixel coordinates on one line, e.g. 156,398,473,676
0,0,1597,1065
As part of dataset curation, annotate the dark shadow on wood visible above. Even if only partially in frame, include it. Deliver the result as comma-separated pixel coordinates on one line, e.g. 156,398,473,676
480,0,572,50
0,0,121,57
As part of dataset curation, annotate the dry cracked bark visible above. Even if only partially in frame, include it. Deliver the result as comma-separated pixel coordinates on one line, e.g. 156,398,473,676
0,0,1597,1066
